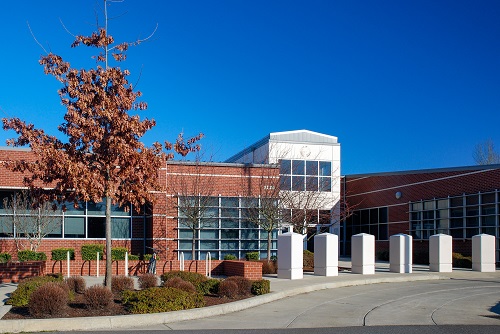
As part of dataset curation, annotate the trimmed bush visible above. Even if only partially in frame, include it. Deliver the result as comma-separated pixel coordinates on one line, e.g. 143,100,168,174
218,280,239,299
245,252,260,261
413,251,429,265
376,250,390,261
128,254,140,260
81,244,104,261
7,275,64,307
144,253,160,261
161,271,207,294
138,273,158,289
223,276,252,296
65,276,86,294
51,248,75,261
111,275,134,295
122,287,205,314
17,250,47,262
200,278,220,295
0,252,11,263
28,282,69,318
251,279,271,295
453,252,473,268
224,254,237,260
163,277,196,293
84,285,114,310
111,247,129,261
261,260,277,275
303,250,314,269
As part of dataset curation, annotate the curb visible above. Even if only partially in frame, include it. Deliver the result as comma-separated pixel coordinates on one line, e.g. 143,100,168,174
0,273,445,333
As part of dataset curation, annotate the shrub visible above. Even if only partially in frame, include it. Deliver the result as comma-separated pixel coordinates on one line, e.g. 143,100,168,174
218,280,239,299
224,254,237,260
161,271,207,293
376,250,390,261
143,253,160,261
28,282,69,318
81,244,104,261
17,250,47,262
261,260,277,275
65,276,86,294
84,285,114,310
51,248,75,261
251,279,271,295
7,275,63,307
111,275,134,295
199,278,220,295
223,276,252,296
413,251,429,265
0,252,12,263
303,250,314,269
138,273,158,289
111,247,129,261
122,287,204,314
245,252,260,261
128,254,139,260
453,252,473,268
163,277,196,293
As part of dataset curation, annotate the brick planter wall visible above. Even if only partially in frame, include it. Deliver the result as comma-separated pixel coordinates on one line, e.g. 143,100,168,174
1,259,263,283
0,261,46,283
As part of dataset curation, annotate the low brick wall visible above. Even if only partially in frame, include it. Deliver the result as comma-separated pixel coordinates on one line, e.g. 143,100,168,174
0,261,46,283
224,260,263,280
1,259,263,283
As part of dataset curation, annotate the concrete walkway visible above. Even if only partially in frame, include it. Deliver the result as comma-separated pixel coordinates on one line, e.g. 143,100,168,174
0,260,498,333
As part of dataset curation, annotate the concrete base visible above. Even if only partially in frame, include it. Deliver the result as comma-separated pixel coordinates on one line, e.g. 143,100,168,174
352,265,375,275
277,268,303,280
390,264,412,273
472,263,496,272
430,263,452,272
314,267,338,276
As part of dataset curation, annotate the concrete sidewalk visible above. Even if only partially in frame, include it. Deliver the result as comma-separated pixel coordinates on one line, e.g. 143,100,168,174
0,260,497,333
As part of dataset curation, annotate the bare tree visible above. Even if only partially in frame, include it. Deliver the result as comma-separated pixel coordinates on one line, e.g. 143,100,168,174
2,190,62,252
473,139,500,165
168,154,217,260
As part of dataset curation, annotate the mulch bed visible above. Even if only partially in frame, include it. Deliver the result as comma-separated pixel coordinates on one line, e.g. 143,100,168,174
2,293,251,320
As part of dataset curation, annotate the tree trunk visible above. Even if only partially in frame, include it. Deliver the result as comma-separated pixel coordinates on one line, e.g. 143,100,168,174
192,232,196,260
267,230,272,261
105,195,112,289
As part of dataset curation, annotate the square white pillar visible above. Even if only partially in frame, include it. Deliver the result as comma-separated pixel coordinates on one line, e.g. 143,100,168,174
314,233,338,276
351,233,375,275
390,234,413,273
277,232,304,279
472,234,496,272
429,234,452,272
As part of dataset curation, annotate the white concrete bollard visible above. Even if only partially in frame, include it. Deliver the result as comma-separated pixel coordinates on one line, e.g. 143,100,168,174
429,234,452,272
351,233,375,275
472,234,496,272
390,234,413,273
314,233,338,276
277,232,304,279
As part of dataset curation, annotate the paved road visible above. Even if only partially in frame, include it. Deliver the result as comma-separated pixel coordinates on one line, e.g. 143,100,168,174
116,277,500,331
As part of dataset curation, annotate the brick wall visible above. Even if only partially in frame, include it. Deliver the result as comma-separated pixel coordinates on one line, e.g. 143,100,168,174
1,259,263,283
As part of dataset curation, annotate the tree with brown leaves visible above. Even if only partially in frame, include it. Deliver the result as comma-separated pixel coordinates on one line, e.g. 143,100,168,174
2,0,202,288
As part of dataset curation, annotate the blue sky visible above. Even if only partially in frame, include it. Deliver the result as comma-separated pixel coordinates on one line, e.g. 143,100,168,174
0,0,499,175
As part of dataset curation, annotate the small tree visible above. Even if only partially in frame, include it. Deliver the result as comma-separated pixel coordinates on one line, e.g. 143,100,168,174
172,154,217,260
2,1,201,288
2,190,61,252
473,139,500,165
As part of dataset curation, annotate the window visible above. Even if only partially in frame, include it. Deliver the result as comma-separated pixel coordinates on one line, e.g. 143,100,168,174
279,159,333,192
346,207,389,241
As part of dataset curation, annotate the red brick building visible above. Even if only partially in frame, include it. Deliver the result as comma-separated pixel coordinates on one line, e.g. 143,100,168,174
343,165,500,260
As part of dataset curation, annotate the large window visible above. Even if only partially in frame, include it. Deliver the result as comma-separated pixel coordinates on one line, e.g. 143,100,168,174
409,191,499,240
177,196,279,260
345,207,389,241
279,159,332,192
0,191,137,240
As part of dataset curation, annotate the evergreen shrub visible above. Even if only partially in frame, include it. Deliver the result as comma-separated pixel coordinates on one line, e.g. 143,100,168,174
0,252,11,263
51,248,75,261
81,244,104,261
17,250,47,262
122,287,204,314
251,279,271,295
7,275,63,307
245,252,260,261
